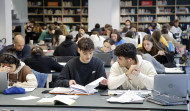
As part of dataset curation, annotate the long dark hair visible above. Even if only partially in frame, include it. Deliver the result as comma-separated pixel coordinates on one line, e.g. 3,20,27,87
52,29,63,46
141,35,168,56
110,29,122,42
31,46,44,56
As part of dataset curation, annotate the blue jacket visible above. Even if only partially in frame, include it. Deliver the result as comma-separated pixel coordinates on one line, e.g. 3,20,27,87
0,44,31,61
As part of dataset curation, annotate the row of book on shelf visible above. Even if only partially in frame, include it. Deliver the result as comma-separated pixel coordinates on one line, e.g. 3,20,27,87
40,9,87,15
120,16,190,23
157,0,168,5
44,17,88,23
120,1,133,7
28,1,88,7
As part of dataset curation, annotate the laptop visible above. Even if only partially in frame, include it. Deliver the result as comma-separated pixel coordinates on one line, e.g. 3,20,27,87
154,74,188,97
0,72,8,93
93,53,112,67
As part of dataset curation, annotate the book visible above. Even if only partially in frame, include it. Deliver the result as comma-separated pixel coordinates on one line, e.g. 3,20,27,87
107,91,144,104
36,95,78,105
50,77,105,95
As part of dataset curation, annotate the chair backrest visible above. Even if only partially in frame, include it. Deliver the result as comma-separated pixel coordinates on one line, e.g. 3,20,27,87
46,74,52,88
54,56,79,62
32,70,52,88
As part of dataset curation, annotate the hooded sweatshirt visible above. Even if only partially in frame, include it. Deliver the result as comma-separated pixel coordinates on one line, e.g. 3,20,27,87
9,61,38,88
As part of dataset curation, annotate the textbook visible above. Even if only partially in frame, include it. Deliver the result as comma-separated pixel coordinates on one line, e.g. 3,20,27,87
36,95,78,105
50,77,105,95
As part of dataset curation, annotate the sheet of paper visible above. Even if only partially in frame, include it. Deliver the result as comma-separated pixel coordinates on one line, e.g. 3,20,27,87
37,98,54,105
107,91,144,103
37,97,76,105
24,88,35,92
49,87,73,94
85,77,105,92
54,95,80,100
58,62,67,66
108,90,127,95
14,95,39,100
165,68,184,73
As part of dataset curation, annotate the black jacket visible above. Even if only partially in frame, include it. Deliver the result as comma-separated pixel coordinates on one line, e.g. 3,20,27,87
53,40,78,56
54,57,107,89
0,44,31,61
24,55,63,73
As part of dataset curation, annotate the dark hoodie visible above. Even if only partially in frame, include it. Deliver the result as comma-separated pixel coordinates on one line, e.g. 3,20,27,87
53,40,79,56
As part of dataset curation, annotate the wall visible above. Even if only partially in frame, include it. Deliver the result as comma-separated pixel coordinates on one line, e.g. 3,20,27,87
0,0,12,45
88,0,120,30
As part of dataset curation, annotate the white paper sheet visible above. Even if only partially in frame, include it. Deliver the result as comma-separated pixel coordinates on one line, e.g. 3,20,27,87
14,95,39,100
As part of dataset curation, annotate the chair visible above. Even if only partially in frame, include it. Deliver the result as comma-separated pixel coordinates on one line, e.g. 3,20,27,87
54,56,79,62
32,70,52,88
46,74,52,88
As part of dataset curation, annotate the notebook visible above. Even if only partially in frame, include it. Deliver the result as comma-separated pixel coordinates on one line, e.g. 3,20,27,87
154,74,188,97
50,77,105,95
0,72,8,93
107,91,144,104
93,53,112,67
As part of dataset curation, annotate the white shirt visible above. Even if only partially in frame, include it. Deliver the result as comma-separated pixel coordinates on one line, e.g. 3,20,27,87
90,35,105,48
108,55,157,90
170,26,182,38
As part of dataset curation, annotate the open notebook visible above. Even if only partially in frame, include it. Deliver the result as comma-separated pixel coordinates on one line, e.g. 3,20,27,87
50,77,105,95
107,91,144,104
36,95,79,105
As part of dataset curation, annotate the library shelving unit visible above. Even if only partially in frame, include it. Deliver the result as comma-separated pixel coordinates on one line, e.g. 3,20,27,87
120,0,190,30
28,0,88,28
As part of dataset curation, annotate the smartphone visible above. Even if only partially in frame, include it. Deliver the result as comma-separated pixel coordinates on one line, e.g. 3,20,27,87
100,91,109,96
41,90,50,94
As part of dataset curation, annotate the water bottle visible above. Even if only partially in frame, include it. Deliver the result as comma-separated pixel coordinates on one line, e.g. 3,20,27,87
168,41,172,52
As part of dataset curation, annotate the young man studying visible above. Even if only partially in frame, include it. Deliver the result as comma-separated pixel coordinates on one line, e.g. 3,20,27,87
55,38,107,88
108,43,157,90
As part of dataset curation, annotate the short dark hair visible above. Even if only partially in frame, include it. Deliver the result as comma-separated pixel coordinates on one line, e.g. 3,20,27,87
125,30,135,38
95,23,100,28
162,24,169,29
65,35,73,41
110,29,122,42
161,28,168,34
114,43,137,60
104,24,112,29
78,38,94,51
169,21,174,26
103,38,114,45
31,46,44,56
48,24,56,31
174,19,179,23
125,19,131,24
0,48,20,68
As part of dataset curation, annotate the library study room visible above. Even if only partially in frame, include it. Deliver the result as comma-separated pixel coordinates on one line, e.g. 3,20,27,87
1,0,190,111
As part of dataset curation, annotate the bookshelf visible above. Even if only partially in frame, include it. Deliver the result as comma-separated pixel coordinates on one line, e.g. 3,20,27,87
28,0,88,28
120,0,190,30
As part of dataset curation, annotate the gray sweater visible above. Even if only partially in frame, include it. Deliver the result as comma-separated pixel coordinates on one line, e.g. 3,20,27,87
142,53,165,73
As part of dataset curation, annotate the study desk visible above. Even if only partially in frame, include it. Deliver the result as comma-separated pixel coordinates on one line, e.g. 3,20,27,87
0,88,187,111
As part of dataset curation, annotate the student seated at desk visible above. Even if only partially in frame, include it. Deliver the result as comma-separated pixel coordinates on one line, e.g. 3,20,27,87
25,46,63,73
108,43,157,90
0,35,31,61
55,38,107,88
37,24,55,43
53,35,78,56
139,35,175,67
0,48,38,88
94,38,115,54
